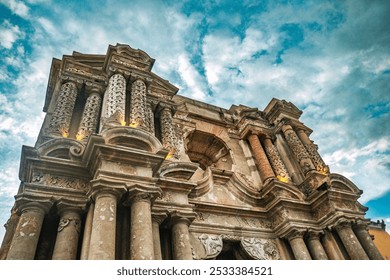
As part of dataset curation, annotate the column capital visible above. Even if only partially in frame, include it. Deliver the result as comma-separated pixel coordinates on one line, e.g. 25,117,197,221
56,200,86,216
353,220,370,231
305,229,324,241
14,195,53,216
286,229,306,241
170,210,196,226
85,82,104,96
126,185,162,205
152,210,169,225
90,179,127,201
333,219,354,231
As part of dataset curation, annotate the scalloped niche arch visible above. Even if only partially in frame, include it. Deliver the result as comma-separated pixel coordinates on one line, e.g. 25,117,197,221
185,130,233,170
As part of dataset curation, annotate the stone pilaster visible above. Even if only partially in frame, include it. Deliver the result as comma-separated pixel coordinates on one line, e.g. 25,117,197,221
334,221,369,260
48,81,78,137
354,221,384,260
52,206,82,260
76,87,102,141
80,203,94,260
129,79,148,130
281,124,315,174
129,192,155,260
247,133,275,184
88,187,125,260
170,212,194,260
160,107,178,158
263,135,291,183
305,231,328,260
151,212,167,260
102,73,126,125
7,203,51,260
296,129,328,174
0,209,20,260
146,101,155,134
286,230,312,260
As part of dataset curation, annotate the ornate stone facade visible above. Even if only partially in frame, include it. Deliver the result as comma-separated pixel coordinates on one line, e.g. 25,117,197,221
0,44,383,260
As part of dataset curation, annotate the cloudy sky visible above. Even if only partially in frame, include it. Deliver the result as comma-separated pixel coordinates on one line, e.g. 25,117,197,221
0,0,389,241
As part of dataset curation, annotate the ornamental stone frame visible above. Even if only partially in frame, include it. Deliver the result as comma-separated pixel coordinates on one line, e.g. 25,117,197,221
0,43,382,260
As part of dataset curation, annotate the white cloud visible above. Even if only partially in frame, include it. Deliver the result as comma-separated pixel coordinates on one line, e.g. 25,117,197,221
1,0,30,18
0,20,24,49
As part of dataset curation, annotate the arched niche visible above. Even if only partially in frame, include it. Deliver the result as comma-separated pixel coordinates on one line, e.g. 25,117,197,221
185,130,232,170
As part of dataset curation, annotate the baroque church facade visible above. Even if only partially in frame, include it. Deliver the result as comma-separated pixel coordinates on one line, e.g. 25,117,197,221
0,44,383,260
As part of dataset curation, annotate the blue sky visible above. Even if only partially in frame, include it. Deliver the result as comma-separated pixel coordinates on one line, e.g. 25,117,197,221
0,0,389,241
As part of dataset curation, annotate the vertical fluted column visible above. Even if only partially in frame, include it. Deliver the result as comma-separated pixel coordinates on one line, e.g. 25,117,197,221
247,133,275,184
287,230,312,260
7,203,51,260
160,107,178,158
296,129,328,174
76,87,102,141
354,222,384,260
146,101,155,134
263,135,291,183
129,79,147,130
129,193,155,260
0,209,20,260
80,203,94,260
281,124,315,174
171,212,193,260
151,212,166,260
102,73,126,126
335,221,369,260
305,231,328,260
88,188,125,260
52,207,82,260
48,81,78,137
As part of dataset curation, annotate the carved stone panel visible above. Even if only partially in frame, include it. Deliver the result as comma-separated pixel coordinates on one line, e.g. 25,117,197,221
104,73,126,123
77,91,102,141
48,81,78,137
241,238,280,260
130,79,147,130
32,172,89,192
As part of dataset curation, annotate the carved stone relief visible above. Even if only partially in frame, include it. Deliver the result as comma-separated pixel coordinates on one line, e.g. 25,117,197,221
130,79,147,130
197,234,223,259
263,139,291,181
104,74,126,123
160,107,179,158
48,81,78,137
282,126,314,174
58,217,81,233
241,238,280,260
32,172,88,192
193,212,272,229
77,92,102,140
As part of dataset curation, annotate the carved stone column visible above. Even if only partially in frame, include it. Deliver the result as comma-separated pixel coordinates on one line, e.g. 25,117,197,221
263,135,291,183
7,203,51,260
171,212,194,260
129,79,147,130
321,229,344,260
296,129,328,174
129,192,155,260
145,101,155,134
151,212,167,260
80,203,94,260
281,124,315,174
334,221,369,260
305,231,328,260
102,73,126,126
354,222,384,260
88,188,125,260
247,133,275,184
286,230,312,260
48,81,78,137
0,209,20,260
76,87,102,141
160,107,178,158
52,207,82,260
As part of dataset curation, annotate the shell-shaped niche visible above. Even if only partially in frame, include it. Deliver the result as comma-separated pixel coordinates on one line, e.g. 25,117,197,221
185,130,233,170
101,126,163,153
